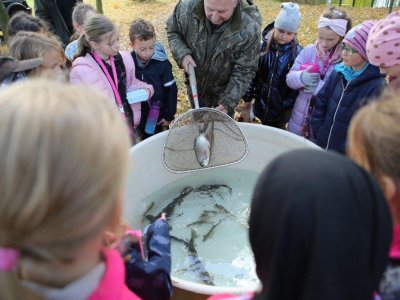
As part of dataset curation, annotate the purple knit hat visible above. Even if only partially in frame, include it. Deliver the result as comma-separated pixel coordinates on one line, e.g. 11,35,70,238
343,20,378,60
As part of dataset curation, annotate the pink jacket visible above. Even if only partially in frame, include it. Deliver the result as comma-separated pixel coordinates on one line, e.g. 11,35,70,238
88,248,142,300
70,51,154,126
286,44,338,136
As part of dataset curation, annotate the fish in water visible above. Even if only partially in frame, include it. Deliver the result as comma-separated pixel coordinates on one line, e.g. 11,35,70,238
203,219,223,242
194,119,214,167
171,229,214,285
145,186,193,222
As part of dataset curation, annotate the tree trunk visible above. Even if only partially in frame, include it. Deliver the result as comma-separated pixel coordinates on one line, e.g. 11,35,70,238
0,2,9,42
96,0,104,14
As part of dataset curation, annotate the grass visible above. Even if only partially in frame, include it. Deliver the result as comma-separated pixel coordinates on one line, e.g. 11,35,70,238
4,0,400,113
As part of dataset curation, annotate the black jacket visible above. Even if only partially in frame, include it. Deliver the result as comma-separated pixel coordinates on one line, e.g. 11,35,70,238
131,42,178,132
311,63,386,154
34,0,79,45
243,22,302,125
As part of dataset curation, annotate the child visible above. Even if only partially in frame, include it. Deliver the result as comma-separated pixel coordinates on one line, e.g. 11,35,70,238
286,8,351,138
348,91,400,300
70,15,154,144
129,19,177,140
242,2,302,129
65,3,97,61
209,149,392,300
311,20,386,154
7,11,48,37
109,213,173,300
8,31,66,81
0,80,141,299
0,56,43,87
366,12,400,87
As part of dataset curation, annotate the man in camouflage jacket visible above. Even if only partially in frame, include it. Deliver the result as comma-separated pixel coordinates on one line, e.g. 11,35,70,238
167,0,262,115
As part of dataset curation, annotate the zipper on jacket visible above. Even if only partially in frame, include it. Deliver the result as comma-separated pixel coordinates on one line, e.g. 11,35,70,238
326,78,351,150
265,48,279,114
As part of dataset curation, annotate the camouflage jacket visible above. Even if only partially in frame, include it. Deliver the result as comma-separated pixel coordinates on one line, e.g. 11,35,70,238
167,0,262,113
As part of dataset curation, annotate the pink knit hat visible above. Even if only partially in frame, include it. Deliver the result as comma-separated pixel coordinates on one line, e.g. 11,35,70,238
366,12,400,67
343,20,377,60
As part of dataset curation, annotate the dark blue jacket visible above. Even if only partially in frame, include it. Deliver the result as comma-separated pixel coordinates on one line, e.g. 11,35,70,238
311,63,386,154
125,218,172,300
131,42,178,133
243,22,302,125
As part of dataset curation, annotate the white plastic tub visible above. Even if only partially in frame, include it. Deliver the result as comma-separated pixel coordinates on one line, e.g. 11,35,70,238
123,123,318,297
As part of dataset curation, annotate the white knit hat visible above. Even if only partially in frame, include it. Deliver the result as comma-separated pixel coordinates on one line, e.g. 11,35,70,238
274,2,301,33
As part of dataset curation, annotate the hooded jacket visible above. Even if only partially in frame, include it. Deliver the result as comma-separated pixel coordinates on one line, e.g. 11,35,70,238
243,22,302,125
311,63,386,153
167,0,261,113
131,41,178,129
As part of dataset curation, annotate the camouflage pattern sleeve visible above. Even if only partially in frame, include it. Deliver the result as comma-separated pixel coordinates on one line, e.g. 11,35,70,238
219,31,261,112
166,0,193,68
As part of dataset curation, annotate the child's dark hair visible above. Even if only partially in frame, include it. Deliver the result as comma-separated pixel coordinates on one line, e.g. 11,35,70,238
129,19,155,43
76,15,116,58
7,11,48,37
322,7,352,33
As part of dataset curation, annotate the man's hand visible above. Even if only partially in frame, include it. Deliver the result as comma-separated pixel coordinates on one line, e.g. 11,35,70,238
215,104,228,114
182,55,196,73
157,118,171,127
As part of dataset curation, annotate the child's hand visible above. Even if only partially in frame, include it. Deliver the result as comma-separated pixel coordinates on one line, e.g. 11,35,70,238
157,119,170,127
300,66,320,88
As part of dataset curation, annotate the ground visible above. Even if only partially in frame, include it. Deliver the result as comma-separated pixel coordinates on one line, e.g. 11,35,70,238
7,0,400,113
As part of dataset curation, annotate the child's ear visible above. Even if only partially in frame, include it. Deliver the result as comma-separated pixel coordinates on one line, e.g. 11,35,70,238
380,176,397,201
89,41,99,51
129,41,135,49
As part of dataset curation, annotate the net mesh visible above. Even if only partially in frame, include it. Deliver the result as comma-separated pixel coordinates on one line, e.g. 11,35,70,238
163,108,248,173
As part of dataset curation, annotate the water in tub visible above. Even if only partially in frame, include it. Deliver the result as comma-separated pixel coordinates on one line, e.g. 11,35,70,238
134,168,260,289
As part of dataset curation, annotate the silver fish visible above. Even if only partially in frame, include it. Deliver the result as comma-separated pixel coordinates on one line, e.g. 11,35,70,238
194,133,210,167
194,119,214,167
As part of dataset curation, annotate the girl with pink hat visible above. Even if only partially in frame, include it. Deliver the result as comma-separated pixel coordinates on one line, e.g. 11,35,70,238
367,12,400,87
311,20,387,154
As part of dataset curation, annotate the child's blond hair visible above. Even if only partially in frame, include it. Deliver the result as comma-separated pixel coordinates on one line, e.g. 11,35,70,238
348,90,400,185
76,14,116,58
0,80,130,298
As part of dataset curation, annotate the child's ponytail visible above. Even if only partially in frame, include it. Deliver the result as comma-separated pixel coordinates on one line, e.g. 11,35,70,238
76,33,92,58
75,15,116,59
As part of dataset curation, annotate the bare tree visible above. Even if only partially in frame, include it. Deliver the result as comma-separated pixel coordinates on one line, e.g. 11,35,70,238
96,0,104,14
0,1,9,42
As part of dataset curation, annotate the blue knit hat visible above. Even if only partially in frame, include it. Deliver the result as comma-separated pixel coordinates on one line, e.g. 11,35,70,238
274,2,301,33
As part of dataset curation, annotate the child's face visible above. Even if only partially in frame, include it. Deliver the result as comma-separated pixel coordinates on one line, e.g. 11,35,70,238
91,31,120,59
131,37,156,63
379,64,400,78
37,48,65,80
273,28,295,45
318,27,341,51
341,44,366,70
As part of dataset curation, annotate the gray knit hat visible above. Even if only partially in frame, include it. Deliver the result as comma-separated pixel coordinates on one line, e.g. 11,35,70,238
274,2,301,33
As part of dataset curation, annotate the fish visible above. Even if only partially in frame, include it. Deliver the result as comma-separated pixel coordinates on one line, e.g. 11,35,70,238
214,203,236,218
187,210,218,227
145,186,194,222
194,119,214,167
171,229,214,286
194,133,210,167
202,219,222,242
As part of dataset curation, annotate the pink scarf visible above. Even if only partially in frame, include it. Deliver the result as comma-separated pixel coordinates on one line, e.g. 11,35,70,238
315,40,343,65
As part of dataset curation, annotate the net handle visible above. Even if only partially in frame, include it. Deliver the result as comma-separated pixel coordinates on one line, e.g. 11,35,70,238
188,63,200,109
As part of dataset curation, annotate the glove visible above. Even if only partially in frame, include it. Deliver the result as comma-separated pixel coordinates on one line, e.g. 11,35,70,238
304,84,318,94
300,66,320,87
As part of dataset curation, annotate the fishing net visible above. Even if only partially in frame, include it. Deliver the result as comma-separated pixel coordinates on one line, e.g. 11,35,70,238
163,108,248,173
